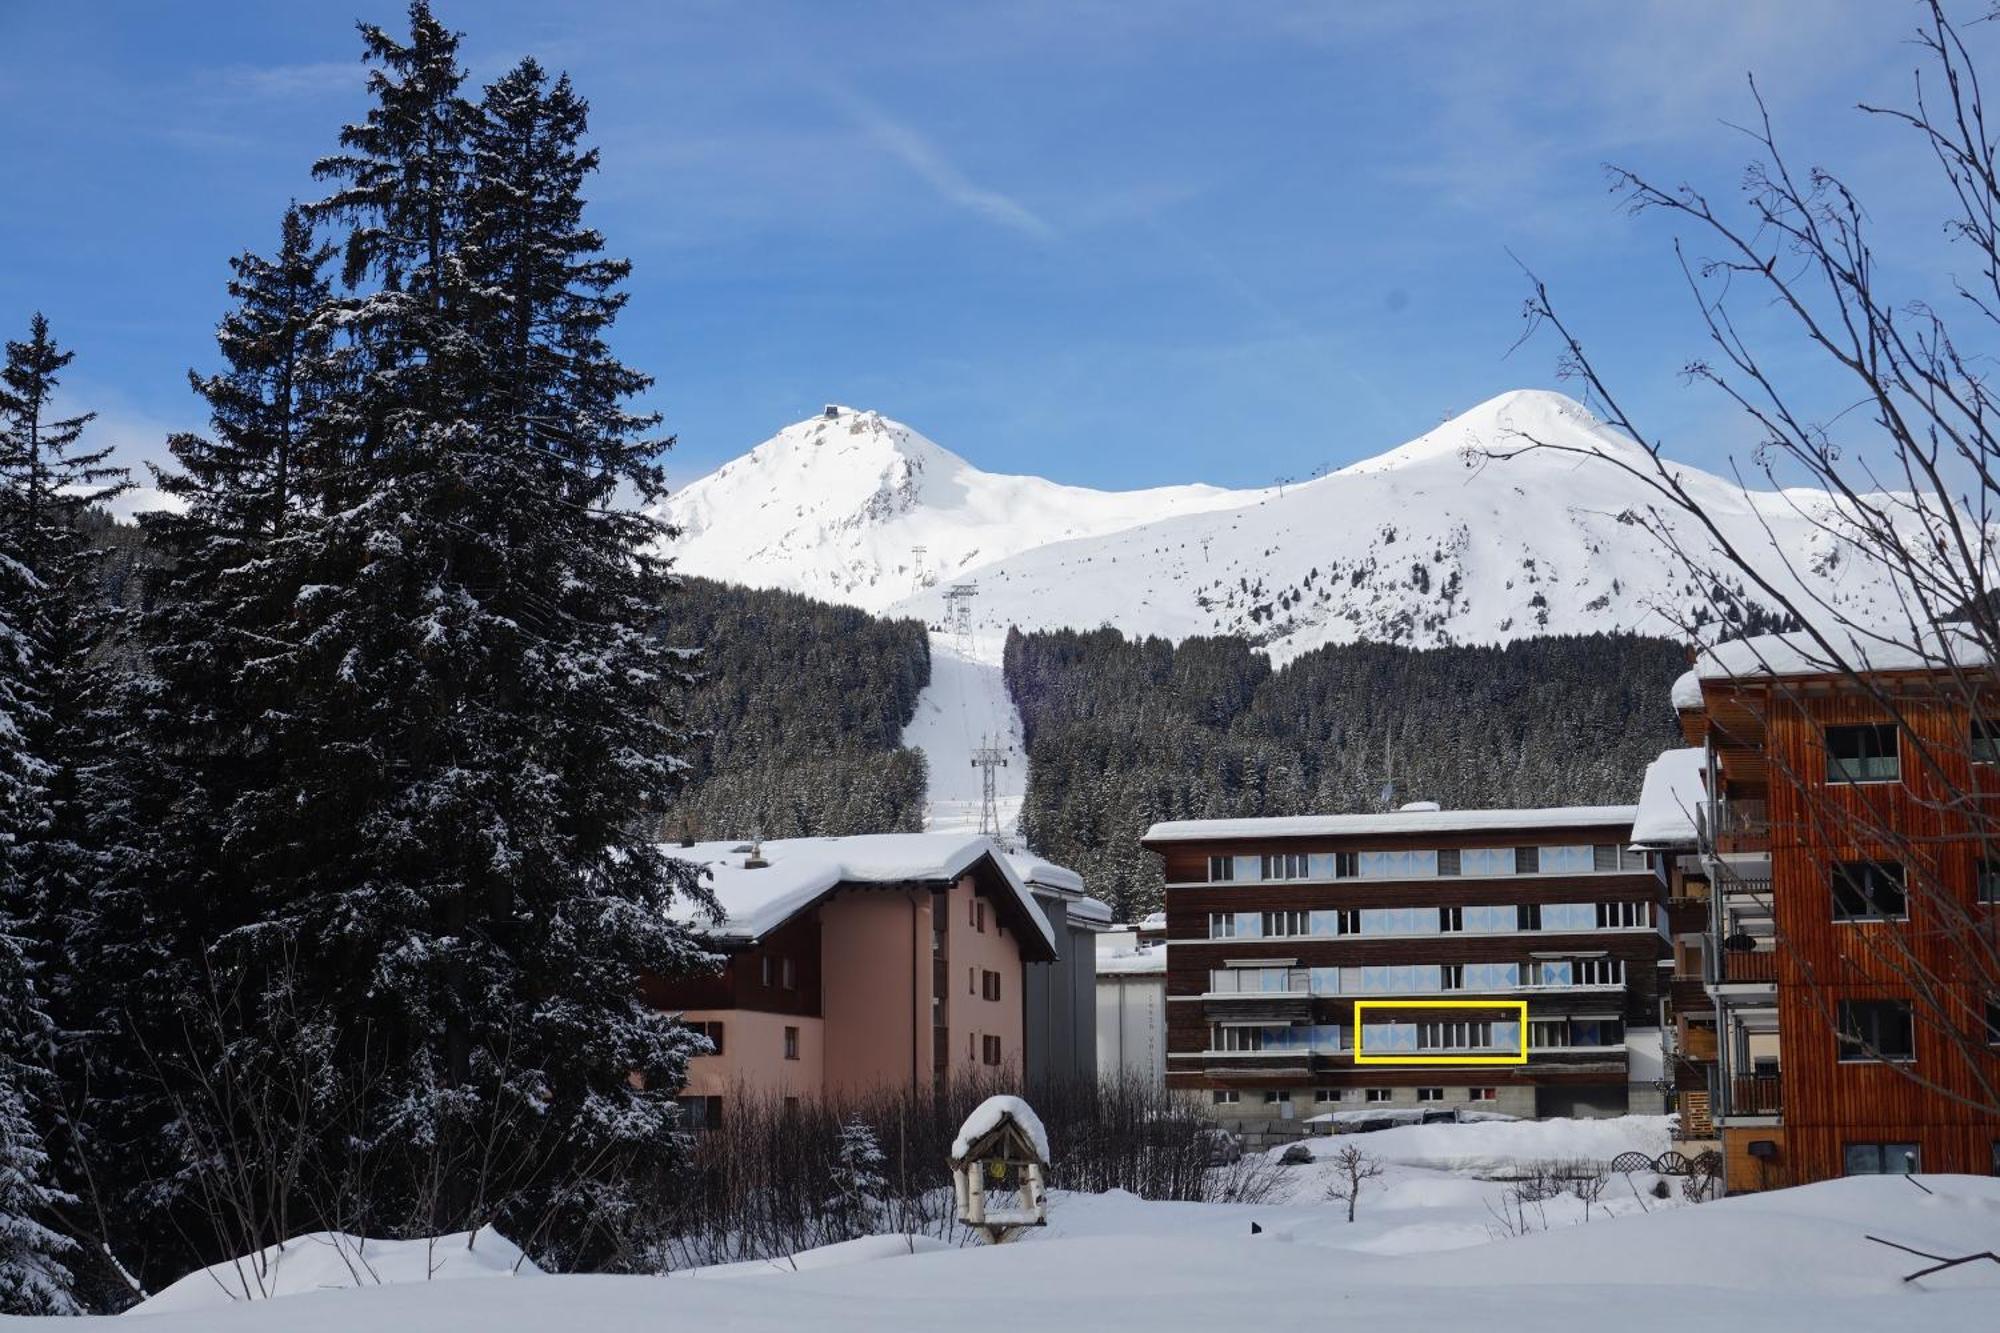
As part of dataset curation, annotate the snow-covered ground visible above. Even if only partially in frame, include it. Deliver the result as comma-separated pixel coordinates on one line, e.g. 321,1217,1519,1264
901,632,1027,837
95,1117,2000,1330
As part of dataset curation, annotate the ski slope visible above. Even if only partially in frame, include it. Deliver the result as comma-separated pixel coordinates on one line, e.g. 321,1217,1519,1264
901,631,1026,838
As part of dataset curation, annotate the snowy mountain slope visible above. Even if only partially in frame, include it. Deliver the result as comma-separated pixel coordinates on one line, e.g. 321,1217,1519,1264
882,390,1904,662
660,406,1265,614
659,391,1912,664
902,635,1027,835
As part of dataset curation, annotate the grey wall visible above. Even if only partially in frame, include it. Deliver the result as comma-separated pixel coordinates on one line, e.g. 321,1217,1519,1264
1023,894,1099,1086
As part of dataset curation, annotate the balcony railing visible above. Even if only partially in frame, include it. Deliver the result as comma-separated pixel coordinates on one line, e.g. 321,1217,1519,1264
1668,977,1712,1015
1719,951,1778,984
1726,1073,1783,1117
1712,798,1770,854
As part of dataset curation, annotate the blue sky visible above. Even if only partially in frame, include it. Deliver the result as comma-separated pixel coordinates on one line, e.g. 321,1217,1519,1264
0,1,1966,493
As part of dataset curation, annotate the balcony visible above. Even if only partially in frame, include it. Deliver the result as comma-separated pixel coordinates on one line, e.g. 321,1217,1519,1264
1677,1022,1718,1063
1725,1073,1783,1117
1712,798,1770,854
1668,978,1712,1015
1661,897,1709,937
1719,951,1778,984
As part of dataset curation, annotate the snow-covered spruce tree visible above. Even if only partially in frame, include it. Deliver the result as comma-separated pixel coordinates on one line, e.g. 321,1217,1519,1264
54,207,357,1296
181,3,718,1254
0,327,82,1316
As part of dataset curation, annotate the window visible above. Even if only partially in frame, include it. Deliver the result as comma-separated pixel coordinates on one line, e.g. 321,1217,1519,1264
1514,846,1539,874
1974,718,2000,765
1832,861,1907,922
1359,906,1441,935
1538,845,1594,875
1827,723,1899,783
1213,1089,1240,1105
1529,1018,1570,1049
1209,911,1261,939
689,1020,725,1056
1567,1017,1623,1046
1597,900,1650,929
1363,1088,1392,1103
1261,852,1309,880
1314,1088,1346,1104
1439,964,1465,991
1418,1020,1496,1050
1468,1087,1497,1102
1440,906,1463,932
1593,844,1647,872
1525,959,1573,987
1262,909,1310,937
760,956,772,987
1540,902,1597,931
1843,1142,1919,1176
1574,957,1625,986
1415,1087,1445,1102
1838,999,1915,1062
974,901,988,933
780,956,796,990
783,1025,799,1060
1263,1089,1289,1105
982,1034,1002,1066
1437,848,1462,876
1517,903,1541,931
968,966,976,995
1462,847,1515,877
677,1095,723,1131
982,969,1002,1002
1980,860,2000,906
1462,961,1519,990
1357,849,1439,878
1309,908,1359,936
1207,855,1236,882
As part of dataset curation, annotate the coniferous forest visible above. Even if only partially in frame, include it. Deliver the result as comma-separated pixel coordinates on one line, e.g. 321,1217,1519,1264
666,577,931,840
1005,628,1688,920
0,5,727,1309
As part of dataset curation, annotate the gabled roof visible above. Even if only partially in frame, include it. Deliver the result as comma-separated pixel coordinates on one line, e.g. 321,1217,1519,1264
1690,628,1989,687
1630,746,1706,850
665,833,1058,959
1142,805,1639,845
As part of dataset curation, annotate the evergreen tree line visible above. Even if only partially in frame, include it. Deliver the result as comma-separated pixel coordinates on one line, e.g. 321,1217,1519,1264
0,4,722,1310
1005,627,1688,921
664,578,930,841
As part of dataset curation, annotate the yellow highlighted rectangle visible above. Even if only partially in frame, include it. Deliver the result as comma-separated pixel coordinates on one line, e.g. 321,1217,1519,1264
1352,999,1529,1066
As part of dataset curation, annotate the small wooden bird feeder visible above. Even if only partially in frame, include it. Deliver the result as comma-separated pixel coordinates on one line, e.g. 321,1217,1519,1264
950,1095,1049,1244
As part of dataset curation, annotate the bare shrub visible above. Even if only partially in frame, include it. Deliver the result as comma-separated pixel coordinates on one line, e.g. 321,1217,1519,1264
1322,1144,1385,1223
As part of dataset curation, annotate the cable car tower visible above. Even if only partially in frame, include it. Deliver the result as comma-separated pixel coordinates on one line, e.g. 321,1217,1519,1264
971,733,1010,838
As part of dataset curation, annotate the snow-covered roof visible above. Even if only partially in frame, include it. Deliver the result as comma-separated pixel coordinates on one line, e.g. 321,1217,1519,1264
1069,895,1114,928
1670,668,1702,711
1629,747,1707,850
1005,848,1086,897
1143,805,1639,844
952,1094,1049,1164
666,833,1055,956
1095,942,1166,977
1691,628,1989,688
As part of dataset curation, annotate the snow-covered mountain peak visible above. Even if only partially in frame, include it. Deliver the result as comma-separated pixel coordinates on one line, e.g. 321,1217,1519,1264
1339,389,1651,479
662,391,1912,660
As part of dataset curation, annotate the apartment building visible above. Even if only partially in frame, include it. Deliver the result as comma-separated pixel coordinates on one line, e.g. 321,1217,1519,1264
1673,635,2000,1190
1142,806,1665,1130
641,833,1061,1127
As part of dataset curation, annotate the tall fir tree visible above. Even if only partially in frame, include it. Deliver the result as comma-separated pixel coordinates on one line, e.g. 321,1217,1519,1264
124,2,722,1255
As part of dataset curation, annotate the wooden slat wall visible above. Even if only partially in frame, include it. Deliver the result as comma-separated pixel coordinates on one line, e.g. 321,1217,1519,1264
1761,686,2000,1181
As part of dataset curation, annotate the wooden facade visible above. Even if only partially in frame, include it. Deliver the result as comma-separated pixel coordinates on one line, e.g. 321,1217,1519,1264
1693,667,2000,1186
1143,813,1666,1123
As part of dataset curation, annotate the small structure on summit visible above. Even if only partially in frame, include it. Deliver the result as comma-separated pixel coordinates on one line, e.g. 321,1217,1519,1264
950,1095,1050,1244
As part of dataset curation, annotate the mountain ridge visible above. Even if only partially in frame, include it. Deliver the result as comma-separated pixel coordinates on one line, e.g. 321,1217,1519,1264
658,391,1894,661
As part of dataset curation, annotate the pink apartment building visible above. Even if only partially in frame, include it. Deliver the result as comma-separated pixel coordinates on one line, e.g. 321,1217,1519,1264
642,833,1062,1127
